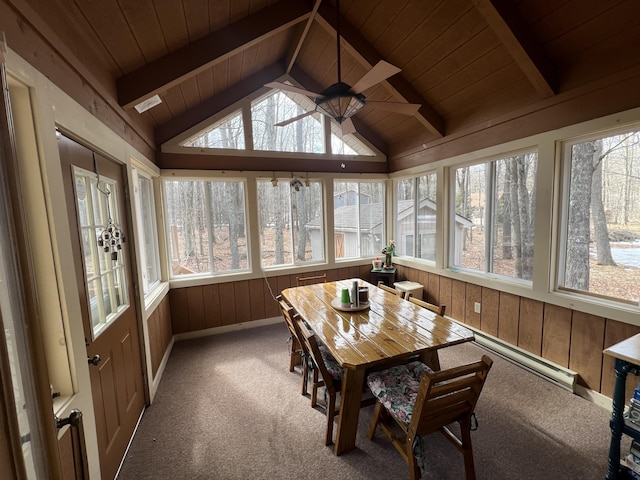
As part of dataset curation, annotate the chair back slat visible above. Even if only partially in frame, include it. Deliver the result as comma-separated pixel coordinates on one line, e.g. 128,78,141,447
407,295,445,316
294,316,338,392
377,281,405,298
410,355,493,437
297,273,327,286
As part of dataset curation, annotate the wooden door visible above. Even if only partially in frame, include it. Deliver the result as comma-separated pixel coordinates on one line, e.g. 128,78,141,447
335,233,345,258
58,134,145,480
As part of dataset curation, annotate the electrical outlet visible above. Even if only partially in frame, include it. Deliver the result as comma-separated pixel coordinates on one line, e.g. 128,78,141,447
474,302,481,314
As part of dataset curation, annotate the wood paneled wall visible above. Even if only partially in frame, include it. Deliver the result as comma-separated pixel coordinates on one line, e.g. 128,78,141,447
393,265,640,399
149,262,639,401
146,294,172,379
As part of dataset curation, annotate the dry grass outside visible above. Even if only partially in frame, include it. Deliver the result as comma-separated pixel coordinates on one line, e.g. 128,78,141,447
461,227,640,303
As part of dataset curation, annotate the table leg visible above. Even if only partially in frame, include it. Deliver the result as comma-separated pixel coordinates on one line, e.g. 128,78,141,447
420,350,441,371
334,367,365,456
606,358,628,480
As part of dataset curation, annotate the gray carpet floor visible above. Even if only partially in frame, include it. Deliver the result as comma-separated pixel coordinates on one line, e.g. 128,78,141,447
117,322,620,479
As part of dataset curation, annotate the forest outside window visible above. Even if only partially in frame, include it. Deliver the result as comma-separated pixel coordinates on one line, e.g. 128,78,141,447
258,178,324,268
558,129,640,305
394,173,437,261
132,169,160,295
163,179,249,277
333,180,385,260
452,152,538,281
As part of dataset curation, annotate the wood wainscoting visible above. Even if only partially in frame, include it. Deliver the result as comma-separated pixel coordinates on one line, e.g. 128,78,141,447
155,262,638,402
392,265,640,402
167,265,373,335
147,294,172,379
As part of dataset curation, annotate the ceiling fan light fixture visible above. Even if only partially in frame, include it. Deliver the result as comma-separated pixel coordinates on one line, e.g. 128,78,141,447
316,90,365,123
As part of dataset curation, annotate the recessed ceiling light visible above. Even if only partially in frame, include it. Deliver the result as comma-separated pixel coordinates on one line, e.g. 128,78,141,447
134,94,162,113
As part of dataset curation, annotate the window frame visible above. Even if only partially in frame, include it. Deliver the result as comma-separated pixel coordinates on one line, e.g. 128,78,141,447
162,177,251,279
333,179,386,261
449,150,538,284
132,167,161,297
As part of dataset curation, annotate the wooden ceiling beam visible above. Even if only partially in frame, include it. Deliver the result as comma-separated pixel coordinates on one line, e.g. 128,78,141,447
286,0,323,74
471,0,556,98
316,2,445,138
155,62,286,146
117,0,314,109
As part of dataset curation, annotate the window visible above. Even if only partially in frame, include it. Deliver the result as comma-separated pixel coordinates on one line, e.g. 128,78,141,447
257,178,324,267
333,180,385,259
452,152,537,281
132,169,161,295
394,173,437,261
163,179,249,277
558,130,640,304
73,167,129,337
252,89,325,153
180,110,245,149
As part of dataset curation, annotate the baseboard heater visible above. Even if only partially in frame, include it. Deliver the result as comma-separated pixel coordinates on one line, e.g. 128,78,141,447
463,326,578,393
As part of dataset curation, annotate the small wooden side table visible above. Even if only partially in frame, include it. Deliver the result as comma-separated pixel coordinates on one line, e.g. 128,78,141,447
604,333,640,479
371,267,396,287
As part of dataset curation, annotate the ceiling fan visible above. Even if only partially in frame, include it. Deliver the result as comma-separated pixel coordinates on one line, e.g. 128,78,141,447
264,0,420,135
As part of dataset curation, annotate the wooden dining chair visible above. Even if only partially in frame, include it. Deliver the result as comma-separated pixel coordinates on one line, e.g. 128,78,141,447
367,355,493,480
293,315,343,445
296,273,327,286
377,281,405,298
407,295,446,316
276,295,305,377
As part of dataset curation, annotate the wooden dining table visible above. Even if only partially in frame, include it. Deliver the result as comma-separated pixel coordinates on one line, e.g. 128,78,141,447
281,278,475,455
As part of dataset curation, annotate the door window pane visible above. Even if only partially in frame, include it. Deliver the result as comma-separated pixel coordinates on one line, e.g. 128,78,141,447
73,167,129,338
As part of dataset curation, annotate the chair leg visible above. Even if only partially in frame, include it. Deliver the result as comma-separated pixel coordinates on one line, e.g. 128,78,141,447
289,338,301,372
367,401,384,440
311,369,320,407
460,420,477,480
325,390,337,446
406,435,421,480
301,356,309,396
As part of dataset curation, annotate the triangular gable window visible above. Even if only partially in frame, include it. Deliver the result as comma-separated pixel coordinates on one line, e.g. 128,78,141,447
181,110,245,149
175,82,378,157
251,88,324,153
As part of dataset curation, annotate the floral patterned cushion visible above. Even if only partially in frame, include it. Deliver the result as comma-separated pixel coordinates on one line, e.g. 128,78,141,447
318,343,343,382
366,361,434,425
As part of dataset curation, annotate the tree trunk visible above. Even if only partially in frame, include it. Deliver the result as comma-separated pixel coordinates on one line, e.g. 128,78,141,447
502,161,513,260
591,139,616,266
565,142,594,290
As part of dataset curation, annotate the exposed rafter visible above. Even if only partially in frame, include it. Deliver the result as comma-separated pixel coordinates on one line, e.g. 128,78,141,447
471,0,556,98
117,0,314,109
316,1,445,138
286,0,323,73
155,63,285,146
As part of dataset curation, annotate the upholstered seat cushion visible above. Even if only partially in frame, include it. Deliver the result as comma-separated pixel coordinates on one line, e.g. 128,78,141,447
366,361,433,424
318,343,343,381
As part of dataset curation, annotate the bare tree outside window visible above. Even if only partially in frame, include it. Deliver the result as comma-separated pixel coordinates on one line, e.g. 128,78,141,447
561,131,640,303
453,153,538,281
163,179,248,276
258,179,324,267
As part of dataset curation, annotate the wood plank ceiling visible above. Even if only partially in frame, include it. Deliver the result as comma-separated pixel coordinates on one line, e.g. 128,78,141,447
16,0,640,170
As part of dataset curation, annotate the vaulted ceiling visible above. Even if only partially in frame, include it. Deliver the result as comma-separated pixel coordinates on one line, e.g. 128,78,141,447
9,0,640,171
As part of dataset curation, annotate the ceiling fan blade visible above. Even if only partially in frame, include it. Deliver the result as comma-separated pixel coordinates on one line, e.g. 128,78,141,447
350,60,401,94
264,82,324,99
341,117,356,135
365,101,421,115
275,109,317,127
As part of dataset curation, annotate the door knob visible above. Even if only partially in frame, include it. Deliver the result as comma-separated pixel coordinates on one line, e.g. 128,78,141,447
87,355,101,366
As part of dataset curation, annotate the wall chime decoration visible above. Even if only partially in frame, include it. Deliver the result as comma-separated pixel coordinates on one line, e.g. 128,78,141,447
94,154,125,261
